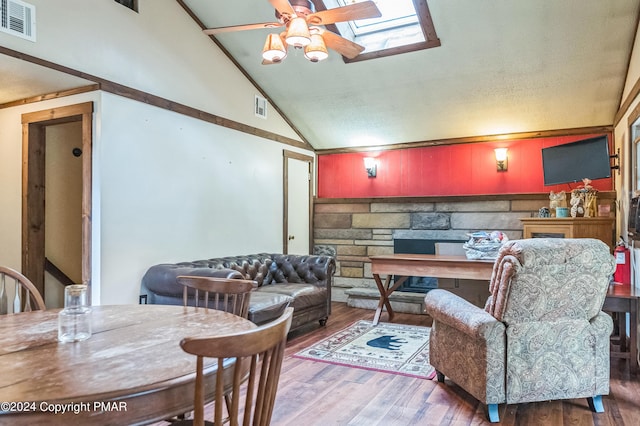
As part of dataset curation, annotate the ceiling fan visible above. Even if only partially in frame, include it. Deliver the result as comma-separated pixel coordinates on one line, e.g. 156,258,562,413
203,0,382,64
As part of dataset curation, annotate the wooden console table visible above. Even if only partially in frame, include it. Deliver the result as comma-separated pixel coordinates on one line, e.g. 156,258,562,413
369,254,494,325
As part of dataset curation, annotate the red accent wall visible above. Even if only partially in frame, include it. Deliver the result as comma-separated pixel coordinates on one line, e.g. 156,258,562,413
317,134,614,198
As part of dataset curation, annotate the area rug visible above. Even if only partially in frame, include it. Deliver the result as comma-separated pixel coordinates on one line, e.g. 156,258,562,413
293,320,436,379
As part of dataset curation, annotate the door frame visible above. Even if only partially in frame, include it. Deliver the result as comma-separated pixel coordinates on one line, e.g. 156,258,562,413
283,150,314,254
21,102,93,297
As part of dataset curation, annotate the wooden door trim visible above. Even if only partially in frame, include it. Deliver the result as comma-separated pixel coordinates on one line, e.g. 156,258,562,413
283,150,314,254
21,102,93,297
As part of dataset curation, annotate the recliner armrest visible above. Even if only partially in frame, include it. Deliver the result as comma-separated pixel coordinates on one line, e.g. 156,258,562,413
425,289,504,340
590,310,614,336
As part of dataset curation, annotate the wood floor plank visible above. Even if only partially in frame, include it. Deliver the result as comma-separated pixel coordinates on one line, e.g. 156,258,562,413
348,375,426,425
273,364,390,426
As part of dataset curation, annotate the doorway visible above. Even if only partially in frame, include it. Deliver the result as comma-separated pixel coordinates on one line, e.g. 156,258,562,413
21,102,93,303
283,150,314,255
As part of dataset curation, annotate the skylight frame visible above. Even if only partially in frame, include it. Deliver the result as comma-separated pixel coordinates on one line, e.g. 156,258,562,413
312,0,440,63
337,0,419,37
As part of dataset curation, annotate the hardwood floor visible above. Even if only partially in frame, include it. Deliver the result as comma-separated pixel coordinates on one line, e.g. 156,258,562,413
273,302,639,426
155,302,639,425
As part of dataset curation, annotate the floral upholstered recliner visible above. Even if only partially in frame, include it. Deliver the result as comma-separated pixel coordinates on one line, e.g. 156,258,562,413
424,238,615,423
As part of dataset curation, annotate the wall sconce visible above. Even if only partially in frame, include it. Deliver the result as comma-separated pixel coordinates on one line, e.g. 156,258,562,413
364,157,377,178
494,148,508,172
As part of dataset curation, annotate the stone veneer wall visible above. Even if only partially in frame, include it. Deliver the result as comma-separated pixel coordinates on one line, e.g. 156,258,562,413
313,192,616,313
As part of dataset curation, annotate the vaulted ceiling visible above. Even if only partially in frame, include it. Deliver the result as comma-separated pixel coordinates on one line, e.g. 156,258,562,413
181,0,640,150
1,1,639,152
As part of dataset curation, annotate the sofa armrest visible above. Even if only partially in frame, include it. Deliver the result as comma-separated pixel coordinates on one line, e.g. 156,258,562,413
425,289,504,340
268,254,336,287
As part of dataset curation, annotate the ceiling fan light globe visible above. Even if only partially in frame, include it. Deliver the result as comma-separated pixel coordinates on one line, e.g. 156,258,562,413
263,51,286,62
287,38,311,48
285,17,311,47
262,33,287,62
304,33,329,62
304,49,328,62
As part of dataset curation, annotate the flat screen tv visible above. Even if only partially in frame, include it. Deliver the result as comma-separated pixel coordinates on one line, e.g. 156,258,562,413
541,135,611,186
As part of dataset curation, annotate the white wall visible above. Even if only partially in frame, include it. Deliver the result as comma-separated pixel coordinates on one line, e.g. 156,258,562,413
0,111,24,270
615,20,640,291
0,90,313,305
0,0,301,141
0,0,315,304
98,92,308,304
622,25,640,104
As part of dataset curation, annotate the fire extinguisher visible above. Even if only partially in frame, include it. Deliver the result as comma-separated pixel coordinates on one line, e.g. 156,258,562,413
614,237,631,285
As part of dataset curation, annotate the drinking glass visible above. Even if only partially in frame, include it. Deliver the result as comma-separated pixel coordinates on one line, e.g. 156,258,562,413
58,284,92,342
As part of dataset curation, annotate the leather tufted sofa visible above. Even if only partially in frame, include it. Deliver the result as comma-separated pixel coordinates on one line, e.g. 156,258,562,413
140,253,336,332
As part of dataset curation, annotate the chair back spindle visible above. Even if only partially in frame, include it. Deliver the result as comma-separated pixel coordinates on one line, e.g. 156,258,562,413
177,276,256,318
179,307,293,426
0,266,46,314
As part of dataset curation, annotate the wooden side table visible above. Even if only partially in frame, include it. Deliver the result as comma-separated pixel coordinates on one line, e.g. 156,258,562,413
603,284,639,373
520,217,615,250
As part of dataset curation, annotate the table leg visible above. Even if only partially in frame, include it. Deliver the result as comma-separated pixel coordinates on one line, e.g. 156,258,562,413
372,274,390,325
372,274,407,325
618,313,627,352
603,292,639,374
630,300,638,374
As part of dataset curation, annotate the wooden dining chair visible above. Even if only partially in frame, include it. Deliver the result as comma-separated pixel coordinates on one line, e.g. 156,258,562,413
174,307,293,426
0,266,46,314
176,276,257,318
173,275,259,424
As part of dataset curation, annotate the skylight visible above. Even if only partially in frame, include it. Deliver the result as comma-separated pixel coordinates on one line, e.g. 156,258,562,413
322,0,441,62
340,0,419,36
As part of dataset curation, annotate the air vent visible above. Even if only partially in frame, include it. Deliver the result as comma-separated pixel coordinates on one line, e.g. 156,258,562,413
0,0,36,42
255,95,267,119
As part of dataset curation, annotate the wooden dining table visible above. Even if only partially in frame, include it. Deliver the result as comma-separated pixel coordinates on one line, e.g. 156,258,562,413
0,304,255,425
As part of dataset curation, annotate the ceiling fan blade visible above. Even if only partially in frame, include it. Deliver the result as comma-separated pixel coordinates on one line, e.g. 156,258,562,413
320,29,365,59
307,1,381,26
203,22,283,35
269,0,296,19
